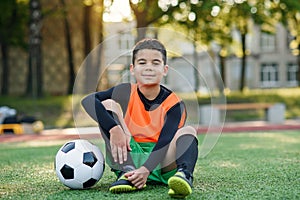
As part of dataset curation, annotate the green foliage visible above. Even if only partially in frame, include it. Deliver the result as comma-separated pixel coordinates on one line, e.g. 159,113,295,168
0,131,299,199
225,89,300,119
0,95,73,128
273,0,300,58
0,0,29,48
195,88,300,120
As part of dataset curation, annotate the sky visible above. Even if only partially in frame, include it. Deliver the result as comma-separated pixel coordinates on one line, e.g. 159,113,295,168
103,0,132,22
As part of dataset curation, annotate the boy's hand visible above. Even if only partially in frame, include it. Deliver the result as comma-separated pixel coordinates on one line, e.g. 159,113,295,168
109,125,131,164
125,166,150,189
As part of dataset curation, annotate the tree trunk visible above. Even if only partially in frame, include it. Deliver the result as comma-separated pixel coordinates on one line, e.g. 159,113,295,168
83,4,92,57
297,42,300,87
1,43,9,95
129,2,148,42
36,42,43,97
60,0,75,95
26,51,33,95
96,0,107,91
135,11,148,42
137,27,147,42
27,0,43,98
240,32,247,92
83,3,98,92
219,54,226,93
193,41,199,92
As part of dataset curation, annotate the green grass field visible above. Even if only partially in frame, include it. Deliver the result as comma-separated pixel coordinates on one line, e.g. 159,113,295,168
0,131,299,200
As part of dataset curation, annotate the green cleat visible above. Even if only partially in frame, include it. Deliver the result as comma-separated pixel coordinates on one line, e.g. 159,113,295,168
168,169,193,199
109,173,146,193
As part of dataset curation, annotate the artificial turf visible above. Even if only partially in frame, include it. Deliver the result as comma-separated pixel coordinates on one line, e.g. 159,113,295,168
0,131,299,199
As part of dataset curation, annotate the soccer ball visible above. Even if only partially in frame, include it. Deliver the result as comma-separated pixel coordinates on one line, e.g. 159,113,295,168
55,139,105,189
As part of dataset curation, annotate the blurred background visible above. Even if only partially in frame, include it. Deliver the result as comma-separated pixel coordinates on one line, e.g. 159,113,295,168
0,0,300,128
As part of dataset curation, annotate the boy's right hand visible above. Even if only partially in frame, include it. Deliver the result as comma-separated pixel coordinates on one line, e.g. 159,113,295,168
109,125,131,164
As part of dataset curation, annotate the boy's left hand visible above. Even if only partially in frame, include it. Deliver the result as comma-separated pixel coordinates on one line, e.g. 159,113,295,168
125,166,150,189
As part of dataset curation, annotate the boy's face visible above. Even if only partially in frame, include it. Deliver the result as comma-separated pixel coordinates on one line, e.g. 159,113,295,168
130,49,168,86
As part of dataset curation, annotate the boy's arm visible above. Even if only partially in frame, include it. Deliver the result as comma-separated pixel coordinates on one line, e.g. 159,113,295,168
81,87,118,132
142,102,184,172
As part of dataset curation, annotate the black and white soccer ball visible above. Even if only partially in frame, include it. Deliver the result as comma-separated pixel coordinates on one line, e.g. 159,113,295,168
55,139,105,189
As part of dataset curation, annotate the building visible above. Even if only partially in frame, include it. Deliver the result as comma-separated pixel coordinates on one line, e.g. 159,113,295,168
102,22,298,93
3,19,296,95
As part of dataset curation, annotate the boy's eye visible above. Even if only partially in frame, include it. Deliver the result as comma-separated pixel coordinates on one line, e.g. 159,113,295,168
152,59,162,65
138,61,146,65
136,59,162,66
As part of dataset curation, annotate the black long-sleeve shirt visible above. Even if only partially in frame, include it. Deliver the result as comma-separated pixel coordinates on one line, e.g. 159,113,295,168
81,83,186,172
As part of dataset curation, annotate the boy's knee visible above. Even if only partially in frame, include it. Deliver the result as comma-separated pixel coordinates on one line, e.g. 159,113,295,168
101,99,123,117
175,126,197,139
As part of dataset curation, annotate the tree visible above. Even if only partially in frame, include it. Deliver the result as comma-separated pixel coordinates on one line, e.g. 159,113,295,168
129,0,178,41
191,1,229,93
95,0,106,90
210,3,234,91
59,0,75,95
0,0,28,95
82,0,106,92
224,1,252,92
219,0,276,92
271,0,300,86
27,0,43,98
162,0,225,92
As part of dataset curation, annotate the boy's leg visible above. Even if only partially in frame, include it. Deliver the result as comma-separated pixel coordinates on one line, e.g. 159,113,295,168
162,126,198,171
161,126,198,198
100,99,144,193
100,99,135,172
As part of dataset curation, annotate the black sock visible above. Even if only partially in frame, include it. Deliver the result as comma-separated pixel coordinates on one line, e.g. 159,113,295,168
175,134,198,177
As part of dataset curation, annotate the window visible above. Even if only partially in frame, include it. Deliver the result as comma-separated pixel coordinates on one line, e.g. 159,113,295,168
260,63,278,87
260,33,276,52
287,63,298,86
119,33,135,52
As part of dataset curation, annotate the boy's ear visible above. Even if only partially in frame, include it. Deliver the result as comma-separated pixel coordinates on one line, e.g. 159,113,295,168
163,65,169,76
130,64,134,75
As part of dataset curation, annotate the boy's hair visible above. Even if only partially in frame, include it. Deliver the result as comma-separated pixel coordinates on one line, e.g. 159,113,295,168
132,38,167,65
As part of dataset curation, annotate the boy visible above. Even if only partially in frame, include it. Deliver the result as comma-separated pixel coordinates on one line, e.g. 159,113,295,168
81,38,198,198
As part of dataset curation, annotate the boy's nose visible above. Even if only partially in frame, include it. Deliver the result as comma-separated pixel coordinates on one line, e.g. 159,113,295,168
145,65,153,71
